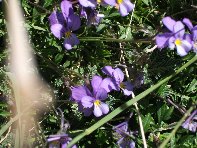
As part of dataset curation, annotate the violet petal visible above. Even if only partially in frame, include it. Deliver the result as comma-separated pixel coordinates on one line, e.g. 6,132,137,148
67,14,81,31
91,75,103,95
173,21,185,38
183,18,193,31
78,0,97,8
100,102,109,114
93,105,103,117
113,68,124,83
61,0,73,19
100,77,118,92
63,33,80,50
102,66,114,76
95,88,108,101
156,33,172,48
162,16,176,32
49,11,64,26
50,24,65,39
103,0,116,6
71,86,90,102
176,40,191,56
81,96,94,108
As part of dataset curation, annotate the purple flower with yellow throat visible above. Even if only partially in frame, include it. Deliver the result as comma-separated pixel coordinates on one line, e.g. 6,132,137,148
78,0,108,7
49,0,81,50
78,0,97,7
71,75,112,117
113,113,137,148
102,66,133,96
183,18,197,53
80,7,104,26
47,108,77,148
156,16,192,56
104,0,134,16
182,109,197,132
47,134,77,148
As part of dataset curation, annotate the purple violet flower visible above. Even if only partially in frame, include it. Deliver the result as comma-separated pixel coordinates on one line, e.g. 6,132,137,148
71,75,112,117
102,66,133,96
61,0,74,19
49,0,81,50
47,134,77,148
156,16,192,56
113,121,136,148
182,109,197,132
78,0,97,7
105,0,134,16
49,11,65,26
80,7,104,26
183,18,197,53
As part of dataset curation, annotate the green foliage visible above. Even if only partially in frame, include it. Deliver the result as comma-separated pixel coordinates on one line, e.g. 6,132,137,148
0,0,197,147
141,113,154,133
157,104,174,124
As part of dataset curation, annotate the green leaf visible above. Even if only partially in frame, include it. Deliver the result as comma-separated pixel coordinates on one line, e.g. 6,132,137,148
107,12,120,18
142,0,149,6
157,104,174,124
63,61,70,68
0,111,11,117
0,103,8,108
49,116,57,123
31,24,46,31
55,53,64,64
142,113,154,133
44,0,53,7
125,27,133,40
96,24,106,32
186,79,197,92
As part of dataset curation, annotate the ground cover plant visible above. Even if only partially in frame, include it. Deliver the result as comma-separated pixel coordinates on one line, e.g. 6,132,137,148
0,0,196,147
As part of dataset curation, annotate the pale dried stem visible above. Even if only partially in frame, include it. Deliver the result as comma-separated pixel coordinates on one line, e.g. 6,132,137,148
118,2,148,146
119,42,147,148
132,93,148,148
0,126,11,144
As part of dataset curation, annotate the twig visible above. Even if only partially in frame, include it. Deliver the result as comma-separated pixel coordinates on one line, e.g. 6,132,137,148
132,93,148,148
118,2,148,147
146,45,157,53
119,41,148,148
172,8,196,17
166,98,186,115
153,122,177,132
27,1,50,13
120,42,148,147
0,126,11,143
191,5,197,8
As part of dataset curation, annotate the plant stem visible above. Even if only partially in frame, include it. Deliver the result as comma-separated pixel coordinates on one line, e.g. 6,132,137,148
132,93,147,148
159,106,194,148
79,37,152,43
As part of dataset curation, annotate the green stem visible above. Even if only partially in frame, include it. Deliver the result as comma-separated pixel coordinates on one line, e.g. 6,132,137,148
159,106,194,148
67,55,197,148
79,37,152,43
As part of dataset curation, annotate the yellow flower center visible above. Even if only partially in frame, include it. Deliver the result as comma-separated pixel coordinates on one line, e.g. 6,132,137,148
65,31,71,38
94,100,101,106
117,0,123,4
120,82,125,89
50,141,59,146
175,39,182,46
97,0,101,3
123,136,131,142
